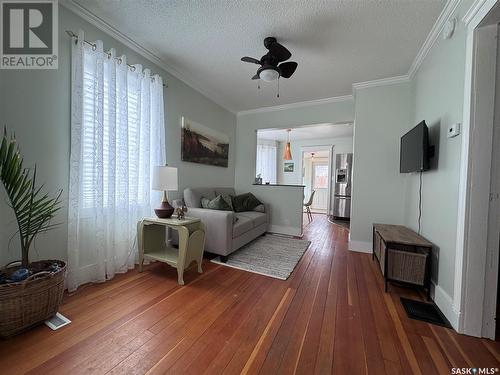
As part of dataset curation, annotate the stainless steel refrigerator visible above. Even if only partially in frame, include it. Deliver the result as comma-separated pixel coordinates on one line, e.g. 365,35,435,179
333,153,352,219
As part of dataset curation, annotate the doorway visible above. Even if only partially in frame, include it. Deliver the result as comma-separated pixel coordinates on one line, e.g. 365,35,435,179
302,148,332,215
456,1,500,339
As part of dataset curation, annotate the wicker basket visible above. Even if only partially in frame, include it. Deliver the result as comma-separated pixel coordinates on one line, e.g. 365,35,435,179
0,260,66,338
387,249,427,285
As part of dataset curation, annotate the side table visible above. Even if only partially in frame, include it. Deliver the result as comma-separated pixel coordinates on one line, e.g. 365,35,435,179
137,217,206,285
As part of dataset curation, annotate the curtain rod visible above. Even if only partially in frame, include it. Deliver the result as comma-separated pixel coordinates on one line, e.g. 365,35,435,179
66,30,167,88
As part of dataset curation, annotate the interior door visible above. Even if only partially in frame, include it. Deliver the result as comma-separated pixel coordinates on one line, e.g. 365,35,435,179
311,161,329,212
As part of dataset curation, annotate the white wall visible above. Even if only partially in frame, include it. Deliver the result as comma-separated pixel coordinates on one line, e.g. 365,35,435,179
0,5,236,266
349,82,412,252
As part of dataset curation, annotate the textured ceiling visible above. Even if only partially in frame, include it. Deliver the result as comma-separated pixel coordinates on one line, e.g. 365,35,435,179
73,0,446,112
258,123,353,141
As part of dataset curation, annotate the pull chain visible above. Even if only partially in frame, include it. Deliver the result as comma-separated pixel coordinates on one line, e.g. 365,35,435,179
277,78,280,98
258,79,261,89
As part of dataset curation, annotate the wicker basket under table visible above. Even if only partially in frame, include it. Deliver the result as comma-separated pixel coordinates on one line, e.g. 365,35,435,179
373,224,432,297
0,260,66,338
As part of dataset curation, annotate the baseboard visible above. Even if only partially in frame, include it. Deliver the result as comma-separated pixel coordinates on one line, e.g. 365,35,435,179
348,240,372,253
431,282,460,330
268,225,302,237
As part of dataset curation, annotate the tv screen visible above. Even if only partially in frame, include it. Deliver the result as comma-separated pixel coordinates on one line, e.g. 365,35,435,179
400,121,430,173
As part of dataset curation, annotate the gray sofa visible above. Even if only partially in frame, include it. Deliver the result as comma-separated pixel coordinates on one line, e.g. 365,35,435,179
175,187,268,258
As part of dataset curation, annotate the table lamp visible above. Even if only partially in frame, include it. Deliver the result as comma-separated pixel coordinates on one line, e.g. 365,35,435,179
152,165,178,218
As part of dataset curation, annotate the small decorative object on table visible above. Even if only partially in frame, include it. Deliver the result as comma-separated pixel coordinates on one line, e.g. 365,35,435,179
175,205,187,220
254,174,262,184
152,165,178,218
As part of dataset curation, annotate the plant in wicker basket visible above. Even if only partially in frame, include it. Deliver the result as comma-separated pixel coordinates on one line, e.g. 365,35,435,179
0,128,66,337
0,129,62,267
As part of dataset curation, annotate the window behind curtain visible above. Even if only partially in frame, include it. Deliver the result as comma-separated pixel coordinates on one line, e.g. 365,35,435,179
80,55,143,209
256,140,277,184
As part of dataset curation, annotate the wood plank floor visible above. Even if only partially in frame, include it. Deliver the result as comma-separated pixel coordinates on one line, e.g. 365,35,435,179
1,214,499,374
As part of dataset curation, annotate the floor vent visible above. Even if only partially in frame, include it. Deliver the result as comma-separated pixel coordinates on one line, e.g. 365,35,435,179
400,298,451,328
45,312,71,330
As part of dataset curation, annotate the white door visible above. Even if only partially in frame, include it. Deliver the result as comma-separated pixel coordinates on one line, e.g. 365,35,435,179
311,161,329,212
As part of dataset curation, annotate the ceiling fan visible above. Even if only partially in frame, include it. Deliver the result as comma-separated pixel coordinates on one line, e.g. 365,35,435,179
241,37,298,82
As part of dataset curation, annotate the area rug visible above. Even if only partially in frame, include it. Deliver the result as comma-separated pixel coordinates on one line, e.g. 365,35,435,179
211,235,311,280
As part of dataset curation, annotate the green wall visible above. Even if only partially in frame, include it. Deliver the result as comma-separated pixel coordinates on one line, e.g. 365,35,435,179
350,82,412,248
404,0,474,299
0,5,236,265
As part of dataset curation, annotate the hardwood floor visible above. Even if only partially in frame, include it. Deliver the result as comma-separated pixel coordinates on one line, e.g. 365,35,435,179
1,214,499,374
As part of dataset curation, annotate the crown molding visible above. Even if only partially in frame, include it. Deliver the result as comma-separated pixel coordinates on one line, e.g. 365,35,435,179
462,0,494,26
351,0,462,90
236,95,354,116
352,75,410,91
408,0,462,78
60,0,236,114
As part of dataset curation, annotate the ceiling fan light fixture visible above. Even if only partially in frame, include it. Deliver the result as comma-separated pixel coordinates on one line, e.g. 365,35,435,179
259,67,280,82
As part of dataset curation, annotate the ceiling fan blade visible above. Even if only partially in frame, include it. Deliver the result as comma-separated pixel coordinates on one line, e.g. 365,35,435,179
241,56,261,64
269,42,291,62
279,61,297,78
251,74,259,80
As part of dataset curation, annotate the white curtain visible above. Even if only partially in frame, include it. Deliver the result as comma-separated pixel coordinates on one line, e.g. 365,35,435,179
256,140,277,184
67,30,166,292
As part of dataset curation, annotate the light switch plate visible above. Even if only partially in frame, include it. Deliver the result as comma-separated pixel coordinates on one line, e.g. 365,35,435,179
447,123,461,138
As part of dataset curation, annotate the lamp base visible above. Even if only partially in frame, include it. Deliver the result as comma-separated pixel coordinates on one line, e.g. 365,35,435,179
155,200,174,219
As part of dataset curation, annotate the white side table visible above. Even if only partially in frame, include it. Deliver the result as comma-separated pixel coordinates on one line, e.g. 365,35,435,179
137,217,206,285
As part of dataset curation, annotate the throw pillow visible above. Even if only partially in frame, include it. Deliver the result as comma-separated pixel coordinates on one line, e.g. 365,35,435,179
231,192,262,212
253,204,265,213
201,194,233,211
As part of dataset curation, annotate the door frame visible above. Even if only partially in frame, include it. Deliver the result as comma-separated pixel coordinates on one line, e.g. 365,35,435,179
310,159,330,211
455,0,499,338
300,145,334,215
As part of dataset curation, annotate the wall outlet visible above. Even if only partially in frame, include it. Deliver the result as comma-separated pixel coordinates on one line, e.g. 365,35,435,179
447,123,461,138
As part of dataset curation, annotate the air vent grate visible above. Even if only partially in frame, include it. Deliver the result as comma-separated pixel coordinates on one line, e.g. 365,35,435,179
400,298,451,328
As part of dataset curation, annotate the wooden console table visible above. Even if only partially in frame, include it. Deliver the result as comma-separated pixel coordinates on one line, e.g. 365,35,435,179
373,224,432,297
137,217,206,285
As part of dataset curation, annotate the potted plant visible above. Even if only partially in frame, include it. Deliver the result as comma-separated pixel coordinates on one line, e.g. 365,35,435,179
0,129,64,337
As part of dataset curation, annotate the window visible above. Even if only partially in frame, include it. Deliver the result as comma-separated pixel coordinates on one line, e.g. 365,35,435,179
256,141,277,184
80,56,147,209
313,164,329,189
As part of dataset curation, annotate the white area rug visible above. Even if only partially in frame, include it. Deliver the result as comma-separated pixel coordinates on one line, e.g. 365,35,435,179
211,235,311,280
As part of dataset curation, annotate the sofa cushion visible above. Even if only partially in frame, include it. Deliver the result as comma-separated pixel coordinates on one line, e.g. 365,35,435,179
233,215,254,237
231,193,262,212
201,194,233,211
237,211,267,228
215,187,236,197
184,188,216,208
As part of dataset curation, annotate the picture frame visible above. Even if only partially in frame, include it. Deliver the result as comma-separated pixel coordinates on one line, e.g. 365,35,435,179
181,117,229,168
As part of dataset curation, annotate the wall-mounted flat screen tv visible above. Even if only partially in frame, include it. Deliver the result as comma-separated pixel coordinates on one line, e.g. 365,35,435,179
400,121,430,173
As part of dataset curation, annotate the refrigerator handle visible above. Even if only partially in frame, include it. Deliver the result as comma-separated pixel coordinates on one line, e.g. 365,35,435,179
346,163,350,188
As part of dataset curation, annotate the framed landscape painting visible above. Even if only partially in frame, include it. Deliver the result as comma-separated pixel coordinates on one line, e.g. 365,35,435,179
181,117,229,168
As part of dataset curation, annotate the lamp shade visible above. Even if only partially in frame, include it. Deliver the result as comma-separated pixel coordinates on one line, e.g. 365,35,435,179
283,142,292,160
152,166,178,191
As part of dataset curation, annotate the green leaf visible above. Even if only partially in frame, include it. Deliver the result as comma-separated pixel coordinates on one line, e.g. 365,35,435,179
0,130,62,266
